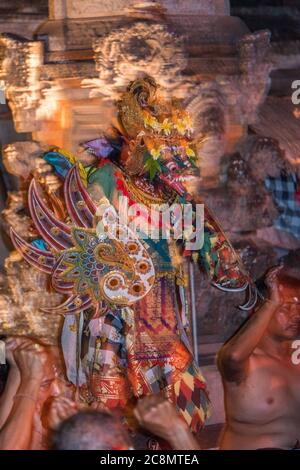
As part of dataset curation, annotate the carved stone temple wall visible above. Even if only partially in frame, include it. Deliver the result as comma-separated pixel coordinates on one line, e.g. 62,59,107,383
0,0,299,431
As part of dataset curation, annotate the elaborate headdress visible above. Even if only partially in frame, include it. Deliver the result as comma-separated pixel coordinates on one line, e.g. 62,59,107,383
84,76,198,193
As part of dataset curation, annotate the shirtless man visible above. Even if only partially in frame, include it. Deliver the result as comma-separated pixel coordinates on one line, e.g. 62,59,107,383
218,266,300,450
0,337,76,449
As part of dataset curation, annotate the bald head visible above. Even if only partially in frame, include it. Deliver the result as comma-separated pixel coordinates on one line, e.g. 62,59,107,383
51,410,131,450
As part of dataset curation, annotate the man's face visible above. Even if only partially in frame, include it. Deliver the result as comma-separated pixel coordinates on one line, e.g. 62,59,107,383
269,284,300,340
39,370,74,431
37,351,73,415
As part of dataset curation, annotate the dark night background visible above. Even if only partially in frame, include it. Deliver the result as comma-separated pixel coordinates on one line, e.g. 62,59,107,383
231,0,300,41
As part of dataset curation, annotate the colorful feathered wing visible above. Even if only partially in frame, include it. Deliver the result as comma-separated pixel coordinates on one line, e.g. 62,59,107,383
11,165,156,315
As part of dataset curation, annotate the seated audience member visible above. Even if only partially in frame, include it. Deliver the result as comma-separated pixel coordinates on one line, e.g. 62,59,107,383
51,410,132,450
134,395,200,450
0,337,74,450
52,395,200,451
218,266,300,450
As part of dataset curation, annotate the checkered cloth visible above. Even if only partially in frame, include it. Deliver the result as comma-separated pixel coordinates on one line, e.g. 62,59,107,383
174,363,211,433
265,173,300,239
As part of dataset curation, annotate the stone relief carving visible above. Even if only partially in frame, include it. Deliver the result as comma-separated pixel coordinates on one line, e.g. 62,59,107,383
1,191,33,240
201,184,278,234
200,135,287,234
2,141,51,180
186,82,227,183
0,253,63,344
236,135,292,181
238,30,272,124
0,139,65,341
81,21,190,100
214,30,272,130
1,140,62,238
180,32,272,183
0,34,43,132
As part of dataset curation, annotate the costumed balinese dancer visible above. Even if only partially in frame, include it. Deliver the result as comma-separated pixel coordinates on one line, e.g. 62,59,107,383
10,77,256,437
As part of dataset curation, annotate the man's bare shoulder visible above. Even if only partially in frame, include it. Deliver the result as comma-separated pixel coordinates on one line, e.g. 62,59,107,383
222,349,279,388
225,347,300,387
